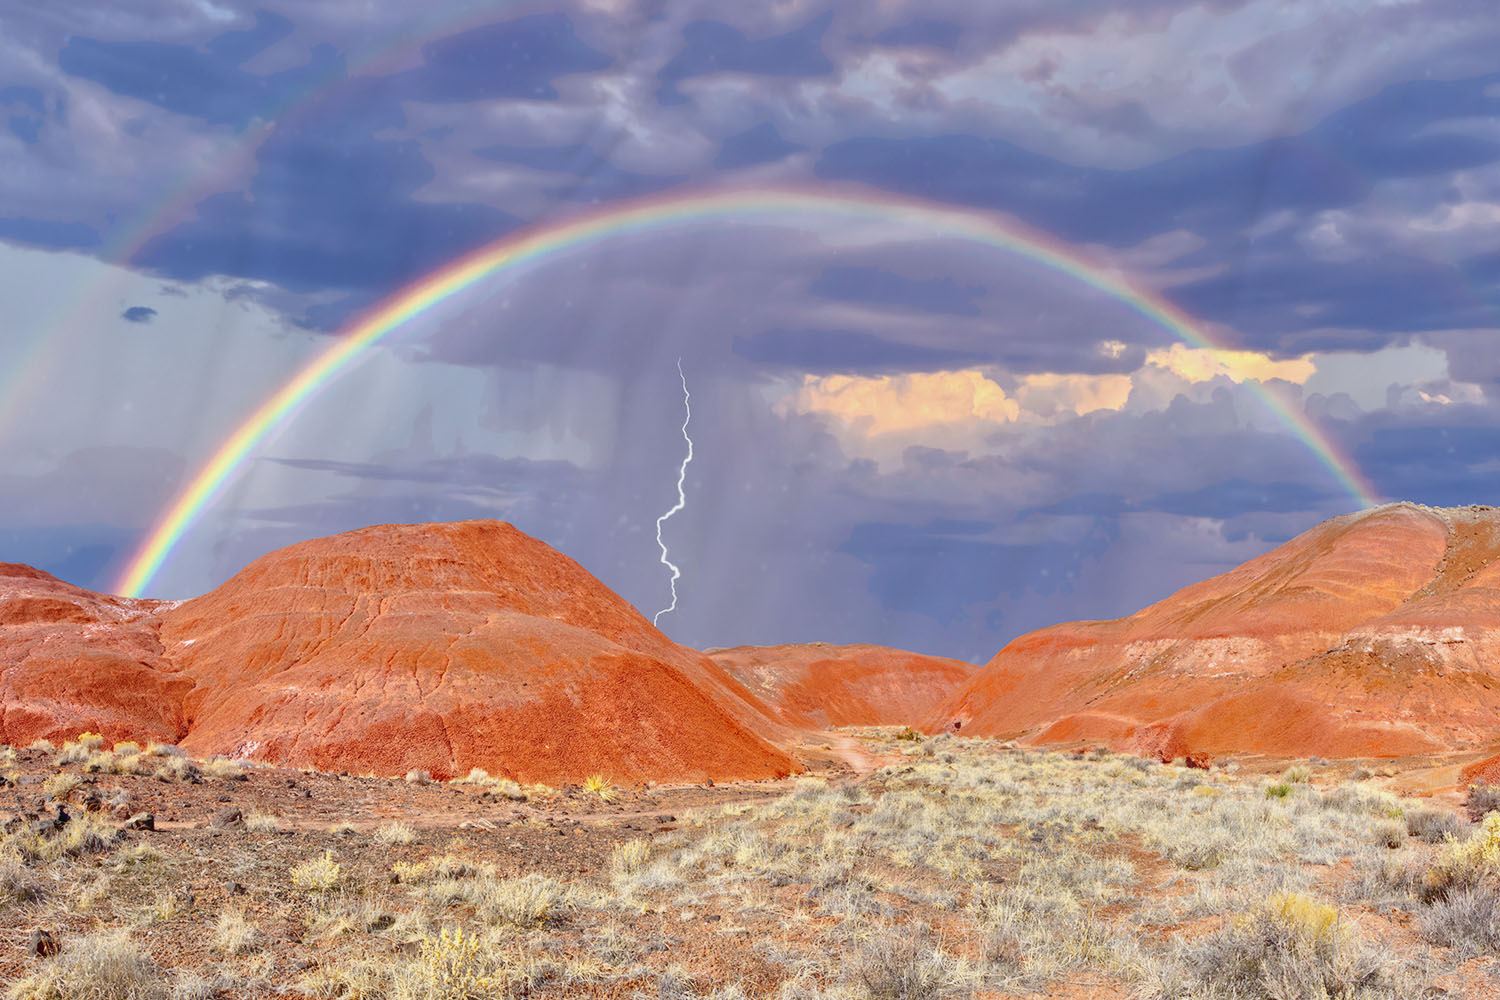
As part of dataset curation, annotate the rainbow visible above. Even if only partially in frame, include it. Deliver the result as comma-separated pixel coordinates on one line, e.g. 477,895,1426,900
115,185,1383,597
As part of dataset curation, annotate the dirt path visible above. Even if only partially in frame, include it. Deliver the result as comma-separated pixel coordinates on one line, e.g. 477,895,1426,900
822,732,888,780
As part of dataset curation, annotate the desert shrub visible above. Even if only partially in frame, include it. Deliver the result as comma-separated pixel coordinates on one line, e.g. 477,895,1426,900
582,774,617,802
855,928,975,1000
611,838,651,875
1466,783,1500,822
1406,807,1466,844
28,739,54,753
202,757,243,781
1374,818,1407,849
491,779,527,801
457,768,499,787
1282,765,1311,784
895,727,923,742
470,873,569,927
112,843,160,872
290,851,343,893
244,811,280,833
376,821,417,846
1164,833,1232,871
213,908,262,955
1423,811,1500,902
143,742,184,758
1265,782,1294,800
56,742,90,765
16,814,119,863
42,772,80,801
0,851,43,906
405,769,432,785
113,741,142,756
76,732,105,751
153,756,200,783
1173,892,1395,999
397,927,503,1000
1419,882,1500,956
8,929,167,1000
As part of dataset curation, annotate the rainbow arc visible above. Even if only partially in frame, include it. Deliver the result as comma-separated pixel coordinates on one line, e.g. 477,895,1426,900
116,185,1382,598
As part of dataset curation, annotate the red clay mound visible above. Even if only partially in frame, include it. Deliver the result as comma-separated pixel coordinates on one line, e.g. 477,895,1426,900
706,642,976,729
159,521,795,784
933,504,1500,759
0,564,189,746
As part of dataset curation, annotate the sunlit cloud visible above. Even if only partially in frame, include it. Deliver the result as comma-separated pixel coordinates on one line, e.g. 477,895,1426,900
1144,344,1317,385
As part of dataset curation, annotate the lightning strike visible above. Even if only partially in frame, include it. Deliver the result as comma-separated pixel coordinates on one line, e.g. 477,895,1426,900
654,358,693,627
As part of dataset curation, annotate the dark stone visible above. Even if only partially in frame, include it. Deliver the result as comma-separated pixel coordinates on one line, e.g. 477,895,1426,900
210,807,244,830
29,928,58,958
224,880,246,895
121,812,155,831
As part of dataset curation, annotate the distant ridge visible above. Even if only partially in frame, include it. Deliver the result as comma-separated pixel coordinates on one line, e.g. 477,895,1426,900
932,503,1500,759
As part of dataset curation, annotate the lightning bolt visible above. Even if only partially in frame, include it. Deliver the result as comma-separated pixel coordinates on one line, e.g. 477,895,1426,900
654,358,693,627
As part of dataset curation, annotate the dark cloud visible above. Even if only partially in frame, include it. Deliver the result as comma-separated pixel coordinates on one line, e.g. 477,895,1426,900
476,142,686,202
397,14,612,103
132,91,516,295
120,305,157,323
732,328,988,373
1141,478,1334,519
871,19,964,51
837,517,1118,623
714,122,804,169
0,216,99,248
1355,417,1500,506
810,265,985,317
658,13,834,103
815,69,1500,340
57,11,330,128
2,86,46,144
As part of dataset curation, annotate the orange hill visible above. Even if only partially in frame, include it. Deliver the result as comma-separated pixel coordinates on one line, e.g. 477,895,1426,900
931,503,1500,759
0,522,796,785
707,642,976,729
0,564,188,746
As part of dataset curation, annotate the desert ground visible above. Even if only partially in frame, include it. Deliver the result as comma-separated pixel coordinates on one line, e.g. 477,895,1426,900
3,728,1500,999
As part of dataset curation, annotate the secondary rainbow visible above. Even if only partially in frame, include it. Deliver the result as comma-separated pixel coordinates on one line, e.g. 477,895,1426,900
116,185,1383,597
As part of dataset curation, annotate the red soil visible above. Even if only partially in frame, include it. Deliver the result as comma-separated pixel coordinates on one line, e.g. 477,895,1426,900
933,504,1500,759
706,642,976,728
0,524,797,785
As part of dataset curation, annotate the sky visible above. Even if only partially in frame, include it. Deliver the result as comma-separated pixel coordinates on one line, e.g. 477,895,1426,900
2,0,1499,663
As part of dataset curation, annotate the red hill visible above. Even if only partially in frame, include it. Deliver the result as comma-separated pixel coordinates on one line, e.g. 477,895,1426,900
932,504,1500,759
159,521,794,783
0,564,188,746
0,523,796,785
707,642,976,729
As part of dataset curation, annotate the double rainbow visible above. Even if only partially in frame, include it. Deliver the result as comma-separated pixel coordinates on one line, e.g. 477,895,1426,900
115,185,1382,597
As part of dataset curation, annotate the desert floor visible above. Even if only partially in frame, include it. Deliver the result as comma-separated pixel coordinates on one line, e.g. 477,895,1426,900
1,730,1498,999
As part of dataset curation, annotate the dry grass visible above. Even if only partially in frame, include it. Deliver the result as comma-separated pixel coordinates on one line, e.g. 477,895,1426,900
213,908,262,955
290,851,344,893
582,774,617,803
8,929,165,1000
375,820,417,846
0,730,1493,998
201,757,244,781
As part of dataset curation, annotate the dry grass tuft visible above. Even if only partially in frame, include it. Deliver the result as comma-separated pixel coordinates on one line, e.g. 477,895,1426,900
290,851,344,893
375,821,417,846
8,929,166,1000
